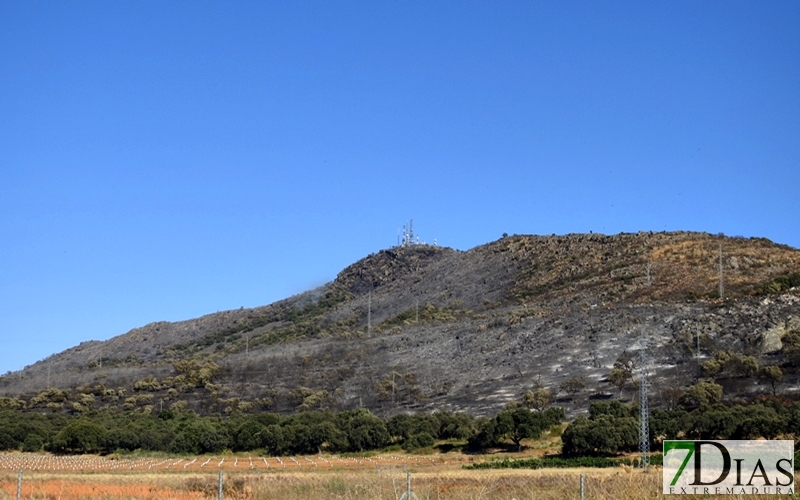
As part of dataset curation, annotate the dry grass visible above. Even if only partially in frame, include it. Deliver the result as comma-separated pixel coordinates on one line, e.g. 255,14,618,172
651,235,800,297
0,471,203,500
242,468,800,500
1,467,798,500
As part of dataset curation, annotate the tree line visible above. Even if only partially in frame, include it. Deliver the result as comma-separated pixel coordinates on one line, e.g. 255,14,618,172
3,396,800,457
0,407,485,456
561,399,800,456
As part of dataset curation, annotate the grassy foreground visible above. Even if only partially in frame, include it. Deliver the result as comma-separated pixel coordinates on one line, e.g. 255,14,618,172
1,467,798,500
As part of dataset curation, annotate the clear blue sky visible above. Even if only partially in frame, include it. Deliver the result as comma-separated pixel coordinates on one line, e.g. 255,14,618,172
1,1,798,374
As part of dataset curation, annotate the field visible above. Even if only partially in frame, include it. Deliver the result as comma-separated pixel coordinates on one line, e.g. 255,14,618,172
0,453,797,499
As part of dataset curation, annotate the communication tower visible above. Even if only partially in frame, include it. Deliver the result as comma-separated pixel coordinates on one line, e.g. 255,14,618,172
400,219,417,247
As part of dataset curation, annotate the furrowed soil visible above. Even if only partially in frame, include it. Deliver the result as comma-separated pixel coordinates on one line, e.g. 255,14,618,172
0,454,797,499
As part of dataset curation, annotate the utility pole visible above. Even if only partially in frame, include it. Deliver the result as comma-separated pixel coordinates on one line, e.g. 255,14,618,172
718,242,724,299
367,290,372,334
646,261,652,286
639,329,650,468
415,299,419,323
696,330,701,359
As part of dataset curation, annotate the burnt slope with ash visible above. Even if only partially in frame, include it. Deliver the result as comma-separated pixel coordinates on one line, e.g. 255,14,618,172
2,231,799,417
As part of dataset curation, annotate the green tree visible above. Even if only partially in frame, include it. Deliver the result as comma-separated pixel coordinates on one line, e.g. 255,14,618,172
727,354,759,378
234,420,266,451
607,353,636,396
285,424,315,454
499,408,549,451
560,377,586,399
589,400,635,419
341,412,389,452
53,421,106,454
650,409,690,443
261,424,285,455
703,350,758,378
687,406,741,440
103,426,141,452
387,413,438,444
0,430,18,451
466,417,503,451
309,421,348,453
542,406,566,427
434,411,476,440
22,434,44,452
523,388,553,412
561,414,638,456
781,329,800,367
679,381,723,409
734,405,786,440
170,419,228,454
759,365,783,396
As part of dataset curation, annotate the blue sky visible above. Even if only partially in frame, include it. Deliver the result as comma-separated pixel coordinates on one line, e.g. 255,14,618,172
1,1,798,374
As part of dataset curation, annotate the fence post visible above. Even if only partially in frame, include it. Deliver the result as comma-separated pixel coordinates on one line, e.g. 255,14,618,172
17,470,22,500
218,471,223,500
407,471,411,499
579,473,584,500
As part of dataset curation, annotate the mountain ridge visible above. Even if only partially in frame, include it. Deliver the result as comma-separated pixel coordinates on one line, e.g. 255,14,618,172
2,231,799,417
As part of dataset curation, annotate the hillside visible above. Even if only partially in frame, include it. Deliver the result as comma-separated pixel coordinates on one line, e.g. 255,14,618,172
2,231,800,417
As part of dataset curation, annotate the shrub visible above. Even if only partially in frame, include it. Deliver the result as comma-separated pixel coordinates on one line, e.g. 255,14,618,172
0,397,26,410
403,432,434,451
762,272,800,294
465,455,650,469
133,377,161,392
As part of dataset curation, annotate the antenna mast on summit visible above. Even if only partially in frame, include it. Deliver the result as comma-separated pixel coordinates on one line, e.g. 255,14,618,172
401,219,416,247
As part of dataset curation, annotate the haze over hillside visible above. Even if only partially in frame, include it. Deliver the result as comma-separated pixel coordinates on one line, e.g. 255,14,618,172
2,231,799,417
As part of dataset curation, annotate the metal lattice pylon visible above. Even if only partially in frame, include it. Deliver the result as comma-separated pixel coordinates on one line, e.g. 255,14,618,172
639,329,650,468
399,472,419,500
